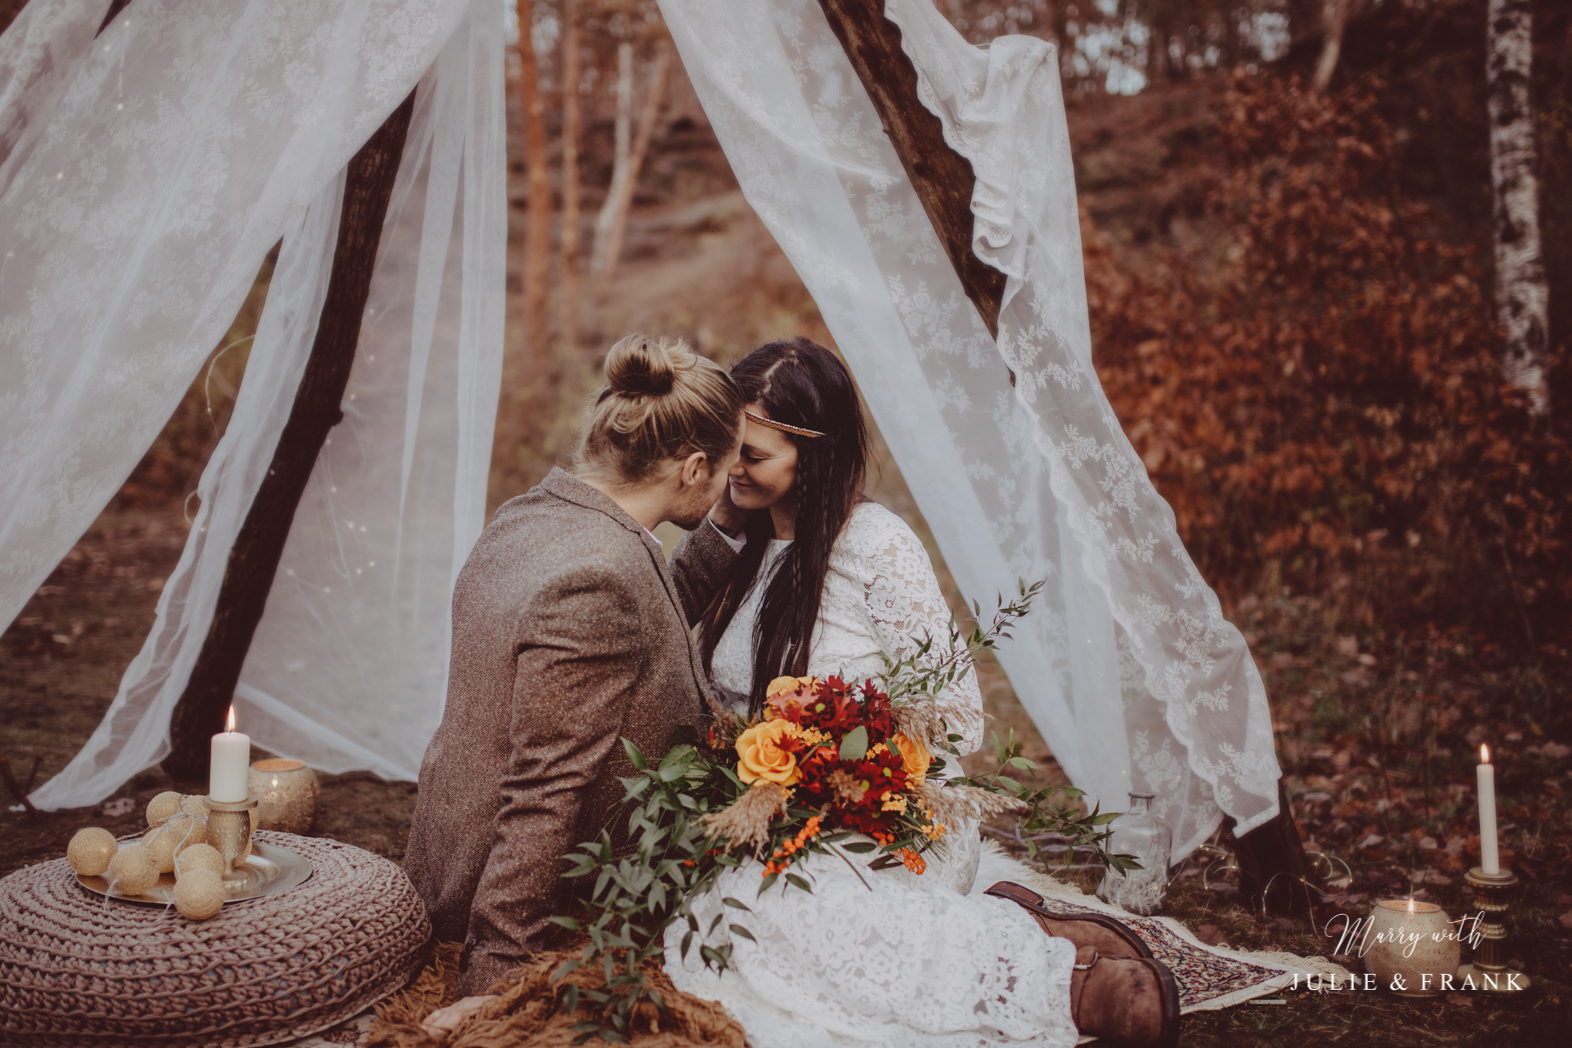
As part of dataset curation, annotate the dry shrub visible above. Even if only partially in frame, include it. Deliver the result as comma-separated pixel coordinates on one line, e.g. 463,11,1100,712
1090,73,1571,642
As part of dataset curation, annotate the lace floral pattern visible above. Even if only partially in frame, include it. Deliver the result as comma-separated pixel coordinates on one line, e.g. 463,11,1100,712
658,0,1282,859
665,847,1078,1048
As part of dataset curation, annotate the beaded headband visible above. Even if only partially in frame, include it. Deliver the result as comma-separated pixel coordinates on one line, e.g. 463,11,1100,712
744,408,825,438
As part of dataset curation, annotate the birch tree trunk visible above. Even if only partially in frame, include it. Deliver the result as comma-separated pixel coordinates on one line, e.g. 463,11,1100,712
593,44,670,286
1487,0,1549,416
559,0,583,353
591,42,635,281
514,0,551,371
1312,0,1349,94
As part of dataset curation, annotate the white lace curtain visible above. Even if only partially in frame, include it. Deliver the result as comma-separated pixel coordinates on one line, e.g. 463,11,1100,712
657,0,1281,855
1,0,505,809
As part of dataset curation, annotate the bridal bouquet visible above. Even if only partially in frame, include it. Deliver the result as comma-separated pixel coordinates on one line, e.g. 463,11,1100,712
549,582,1132,1041
710,673,949,880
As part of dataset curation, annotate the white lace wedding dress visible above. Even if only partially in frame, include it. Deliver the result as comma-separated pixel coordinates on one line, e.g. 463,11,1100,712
665,502,1078,1048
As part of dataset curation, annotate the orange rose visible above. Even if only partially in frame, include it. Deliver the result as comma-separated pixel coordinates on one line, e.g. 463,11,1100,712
736,720,801,786
889,733,930,787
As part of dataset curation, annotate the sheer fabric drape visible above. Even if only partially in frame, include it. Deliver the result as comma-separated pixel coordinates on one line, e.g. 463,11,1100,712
657,0,1281,852
1,0,504,809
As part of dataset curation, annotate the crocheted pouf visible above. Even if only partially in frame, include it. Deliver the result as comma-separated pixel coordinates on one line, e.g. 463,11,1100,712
0,832,431,1048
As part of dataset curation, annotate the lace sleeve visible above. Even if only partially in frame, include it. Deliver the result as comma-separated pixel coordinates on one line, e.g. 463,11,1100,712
854,510,985,756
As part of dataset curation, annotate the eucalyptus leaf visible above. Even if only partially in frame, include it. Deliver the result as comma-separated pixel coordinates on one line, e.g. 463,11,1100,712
838,725,869,761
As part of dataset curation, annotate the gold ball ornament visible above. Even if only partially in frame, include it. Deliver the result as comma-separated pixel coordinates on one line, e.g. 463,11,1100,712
141,826,179,874
104,844,159,897
66,827,118,877
167,811,207,847
172,868,225,920
145,814,208,872
146,790,184,828
175,843,225,879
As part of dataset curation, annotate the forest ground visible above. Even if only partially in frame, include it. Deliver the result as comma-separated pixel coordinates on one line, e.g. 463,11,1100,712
4,66,1571,1048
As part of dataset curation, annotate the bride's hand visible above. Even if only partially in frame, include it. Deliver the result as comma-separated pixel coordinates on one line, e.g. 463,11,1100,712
708,486,749,536
420,994,497,1038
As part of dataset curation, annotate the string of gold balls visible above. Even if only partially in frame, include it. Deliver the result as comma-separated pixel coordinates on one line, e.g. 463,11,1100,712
65,791,256,921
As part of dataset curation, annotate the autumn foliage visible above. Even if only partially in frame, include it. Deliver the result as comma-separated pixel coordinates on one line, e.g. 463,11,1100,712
1090,74,1571,643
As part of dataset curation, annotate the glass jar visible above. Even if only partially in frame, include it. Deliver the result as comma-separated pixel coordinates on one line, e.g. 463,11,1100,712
1096,793,1171,915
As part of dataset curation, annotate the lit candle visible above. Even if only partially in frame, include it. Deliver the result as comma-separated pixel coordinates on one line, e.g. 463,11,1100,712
1477,744,1499,875
210,706,252,803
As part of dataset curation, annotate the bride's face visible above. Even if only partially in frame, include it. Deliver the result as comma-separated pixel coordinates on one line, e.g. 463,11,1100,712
728,406,799,513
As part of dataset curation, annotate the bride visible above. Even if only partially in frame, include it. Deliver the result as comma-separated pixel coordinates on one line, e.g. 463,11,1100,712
667,337,1178,1048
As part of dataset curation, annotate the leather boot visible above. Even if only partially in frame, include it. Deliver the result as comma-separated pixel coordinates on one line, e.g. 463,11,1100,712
985,881,1155,961
1068,946,1180,1048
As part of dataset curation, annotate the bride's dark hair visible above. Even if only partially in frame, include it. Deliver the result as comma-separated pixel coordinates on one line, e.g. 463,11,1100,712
697,337,870,710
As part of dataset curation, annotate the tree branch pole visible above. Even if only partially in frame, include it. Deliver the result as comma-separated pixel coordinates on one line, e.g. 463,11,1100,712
162,92,417,781
813,0,1004,339
816,0,1320,915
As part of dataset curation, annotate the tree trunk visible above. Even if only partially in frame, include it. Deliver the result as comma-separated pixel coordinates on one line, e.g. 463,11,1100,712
1487,0,1549,416
818,0,1318,915
515,0,551,372
591,42,635,282
559,0,583,353
1312,0,1350,93
162,93,416,782
593,43,670,286
813,0,1005,338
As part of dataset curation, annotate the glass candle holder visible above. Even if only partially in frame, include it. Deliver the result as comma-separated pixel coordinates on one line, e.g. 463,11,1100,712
248,759,320,835
1365,899,1460,997
1096,793,1171,915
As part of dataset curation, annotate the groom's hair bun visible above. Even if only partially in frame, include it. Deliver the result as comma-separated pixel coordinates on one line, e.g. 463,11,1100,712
577,334,743,483
605,336,678,396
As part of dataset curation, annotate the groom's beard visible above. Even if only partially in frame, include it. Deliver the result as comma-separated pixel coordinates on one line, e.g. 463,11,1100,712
669,480,718,531
669,498,711,531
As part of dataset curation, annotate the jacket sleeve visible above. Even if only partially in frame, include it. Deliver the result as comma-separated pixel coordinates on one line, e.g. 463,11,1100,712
457,564,646,994
668,520,742,625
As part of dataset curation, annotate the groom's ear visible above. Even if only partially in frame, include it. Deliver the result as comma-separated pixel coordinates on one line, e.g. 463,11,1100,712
679,450,709,487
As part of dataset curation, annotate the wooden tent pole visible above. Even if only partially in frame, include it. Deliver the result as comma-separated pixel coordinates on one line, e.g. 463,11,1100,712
161,92,417,781
815,1,1320,915
813,1,1004,338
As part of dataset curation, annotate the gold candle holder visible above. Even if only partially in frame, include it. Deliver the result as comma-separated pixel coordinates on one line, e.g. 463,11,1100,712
249,759,320,835
205,796,258,883
1457,867,1531,995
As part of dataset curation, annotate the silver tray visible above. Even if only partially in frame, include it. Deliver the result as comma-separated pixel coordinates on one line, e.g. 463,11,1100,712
77,841,313,906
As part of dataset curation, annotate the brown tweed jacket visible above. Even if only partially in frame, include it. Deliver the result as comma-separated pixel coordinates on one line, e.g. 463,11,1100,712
403,468,738,994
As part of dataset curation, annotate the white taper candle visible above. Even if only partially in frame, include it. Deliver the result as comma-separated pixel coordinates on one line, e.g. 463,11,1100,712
1477,744,1499,875
209,706,252,803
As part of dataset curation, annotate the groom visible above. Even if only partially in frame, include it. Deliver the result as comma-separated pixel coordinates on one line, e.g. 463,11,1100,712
404,335,744,1005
